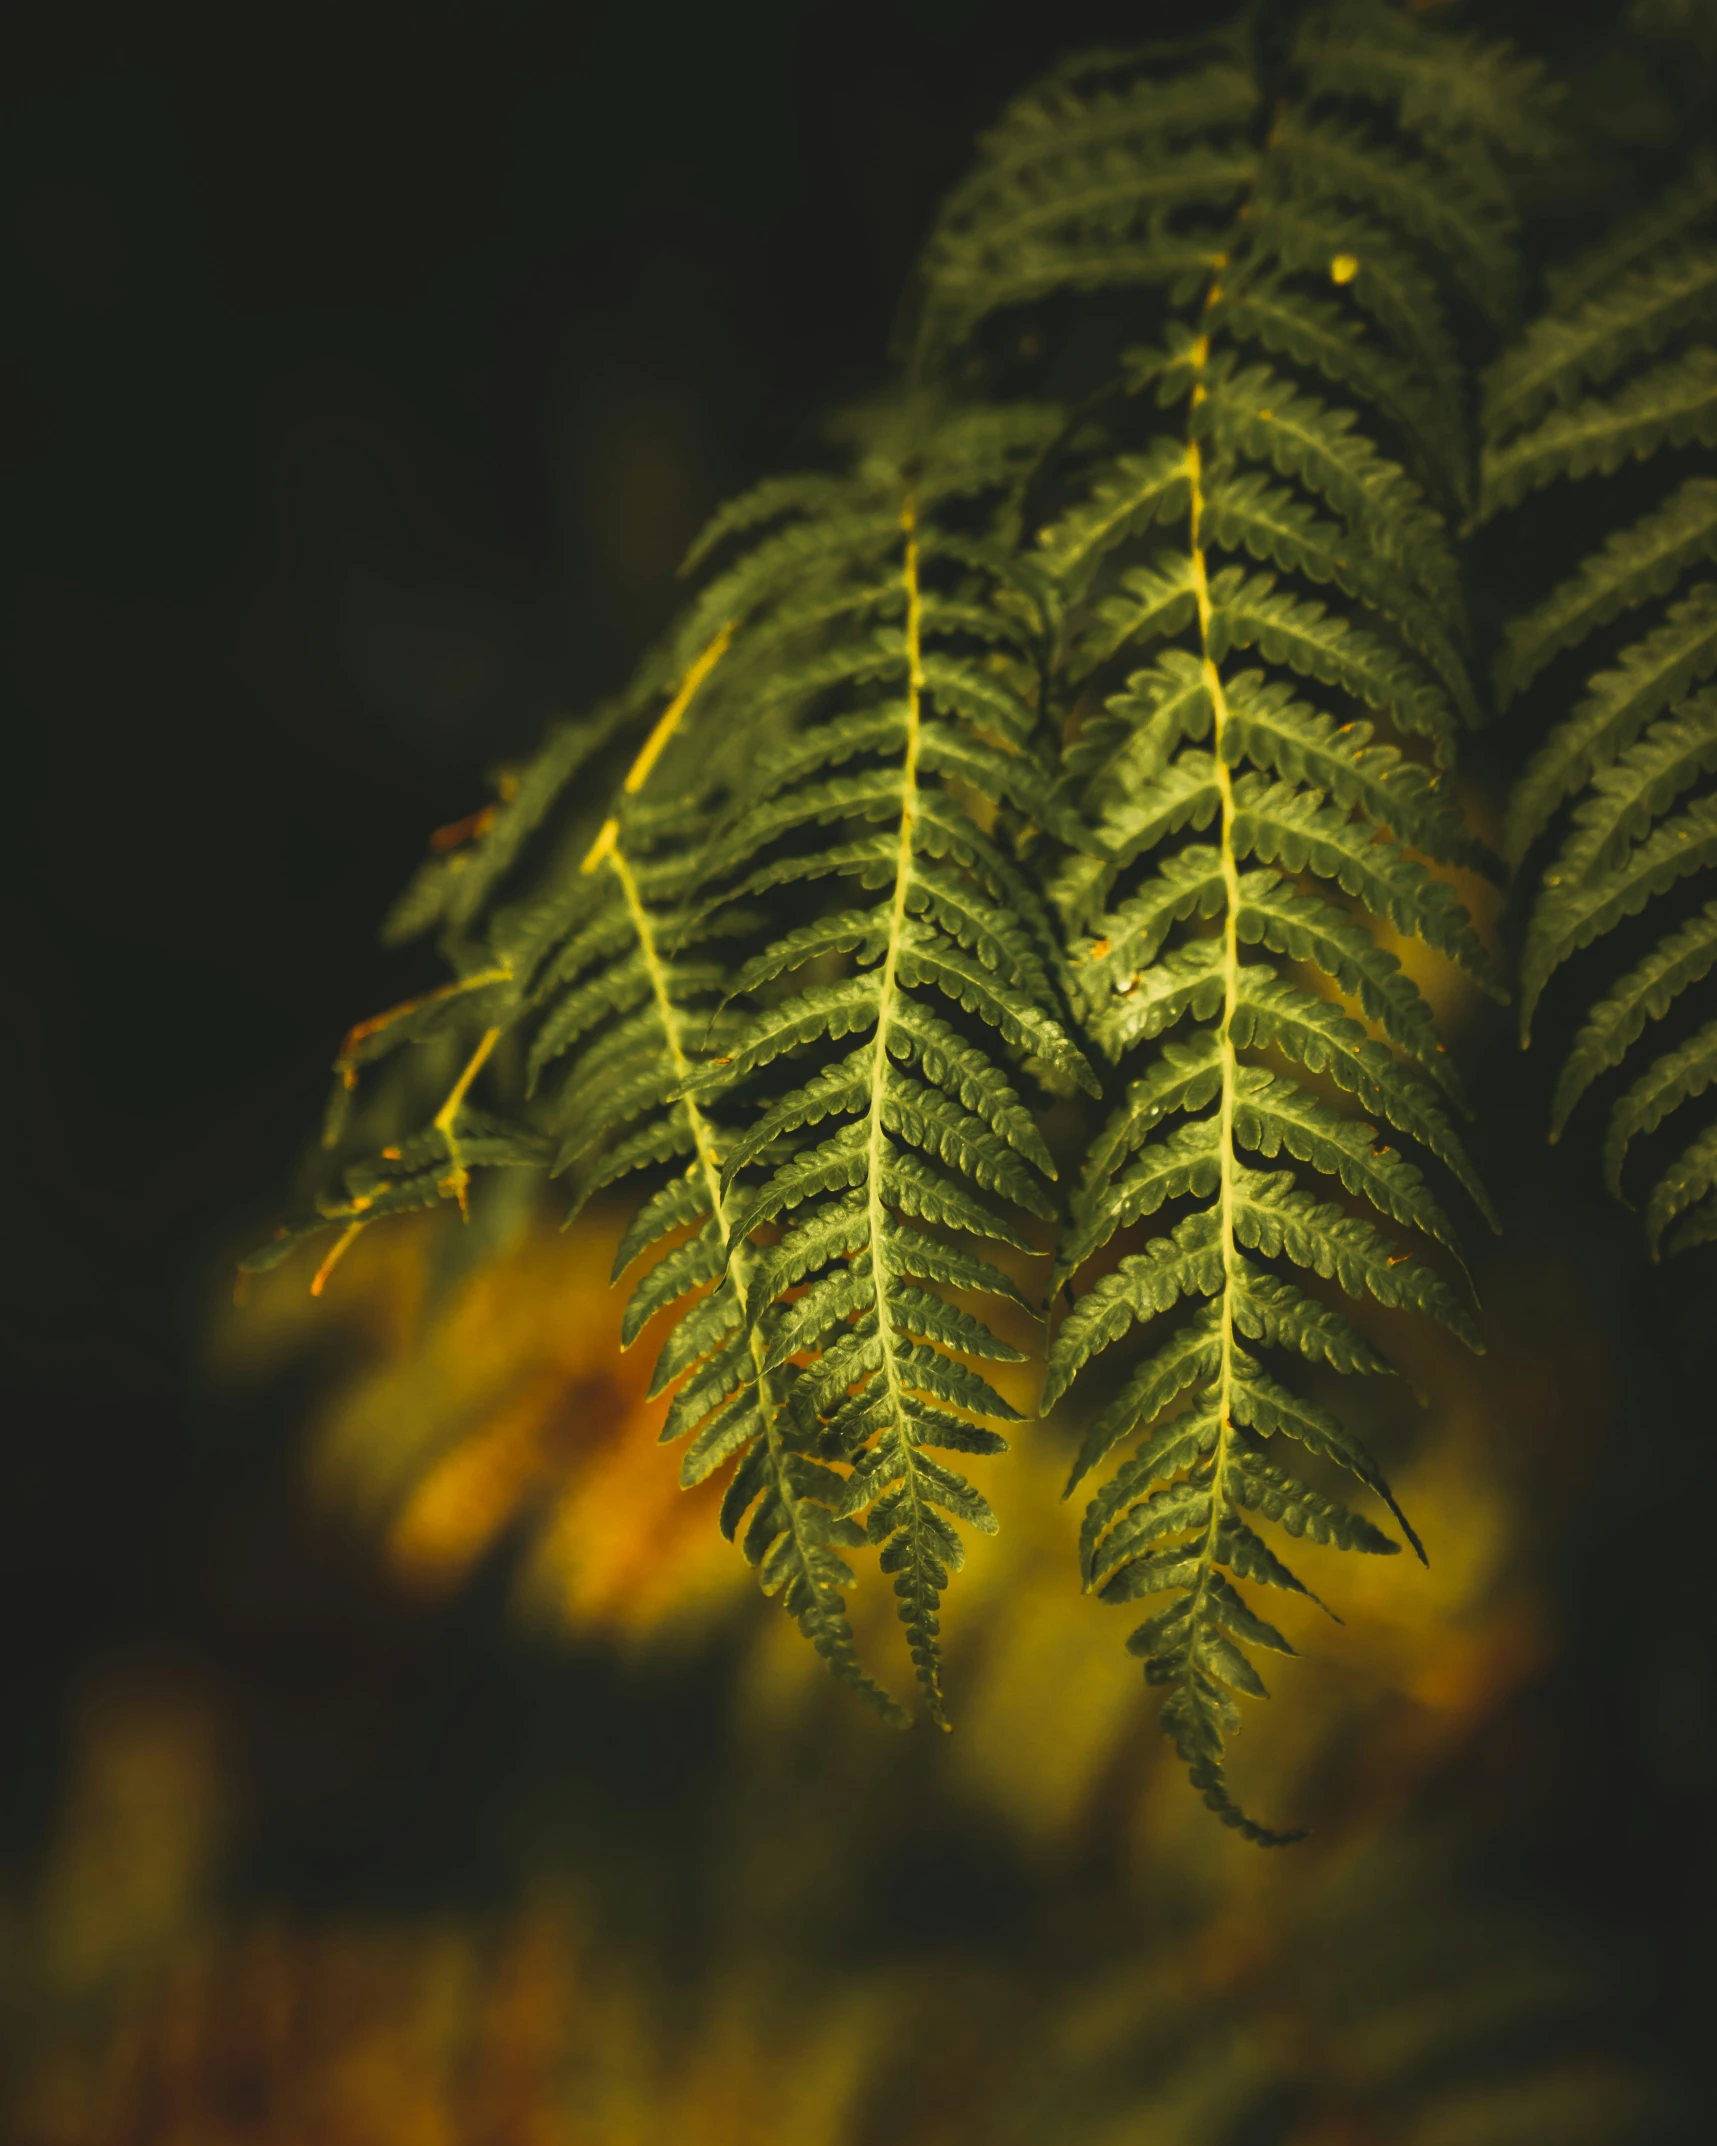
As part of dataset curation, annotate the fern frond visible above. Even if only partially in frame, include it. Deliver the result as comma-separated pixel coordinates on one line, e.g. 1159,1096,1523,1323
1495,479,1717,705
1269,112,1516,324
1603,1017,1717,1201
1521,792,1717,1035
1643,1115,1717,1253
1199,470,1477,719
915,45,1259,365
1191,359,1461,606
1550,897,1717,1139
666,418,1100,1724
679,472,853,577
1237,197,1464,430
1484,248,1717,440
1210,284,1455,503
262,599,946,1712
1291,0,1558,161
1222,673,1475,866
1503,582,1717,863
1207,568,1459,759
1489,142,1717,1248
906,3,1512,1837
1480,346,1717,516
1549,691,1717,887
1037,440,1191,600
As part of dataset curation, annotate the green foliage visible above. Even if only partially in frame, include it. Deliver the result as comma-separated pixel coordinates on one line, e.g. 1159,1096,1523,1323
255,397,1087,1730
246,1,1597,1844
909,0,1523,1839
1484,124,1717,1256
670,422,1094,1725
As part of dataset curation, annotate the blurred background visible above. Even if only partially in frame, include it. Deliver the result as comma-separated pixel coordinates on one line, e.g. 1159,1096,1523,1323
2,1,1710,2138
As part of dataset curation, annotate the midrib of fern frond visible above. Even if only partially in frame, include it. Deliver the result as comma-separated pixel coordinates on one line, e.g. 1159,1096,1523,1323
1175,318,1305,1845
1184,408,1256,1812
592,773,905,1724
858,491,956,1727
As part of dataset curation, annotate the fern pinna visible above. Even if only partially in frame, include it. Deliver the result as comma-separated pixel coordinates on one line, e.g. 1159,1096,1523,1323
915,4,1535,1837
1481,150,1717,1257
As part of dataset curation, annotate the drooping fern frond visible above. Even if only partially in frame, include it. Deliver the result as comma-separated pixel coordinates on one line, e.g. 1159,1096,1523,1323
244,631,902,1712
240,0,1577,1841
250,398,1096,1721
671,407,1098,1722
543,793,924,1721
1483,134,1717,1255
913,1,1529,1838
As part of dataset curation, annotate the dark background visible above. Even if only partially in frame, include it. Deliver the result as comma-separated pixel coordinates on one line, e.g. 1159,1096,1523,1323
2,0,1709,2097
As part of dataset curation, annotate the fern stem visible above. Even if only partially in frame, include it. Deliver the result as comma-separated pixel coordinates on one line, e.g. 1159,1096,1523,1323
330,963,514,1112
433,1024,503,1218
1184,396,1243,1665
308,1219,367,1298
580,622,738,877
860,490,951,1725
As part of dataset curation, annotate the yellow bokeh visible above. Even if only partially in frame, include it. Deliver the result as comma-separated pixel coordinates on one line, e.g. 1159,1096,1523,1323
15,1158,1646,2145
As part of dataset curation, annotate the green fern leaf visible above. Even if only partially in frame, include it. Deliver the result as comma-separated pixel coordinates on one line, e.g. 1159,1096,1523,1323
1550,897,1717,1138
1233,973,1491,1221
1192,361,1460,607
1211,284,1454,503
1270,111,1516,322
1089,753,1223,883
1238,875,1450,1087
1644,1118,1717,1254
1551,692,1717,886
1668,1190,1717,1254
1199,468,1478,721
673,432,1093,1720
1207,569,1458,762
1231,1067,1463,1261
1485,248,1717,440
1228,1449,1399,1556
1504,583,1717,863
1066,649,1215,794
1231,1269,1397,1379
1230,776,1504,997
1069,1312,1225,1503
1486,138,1717,1252
1480,346,1717,517
1496,479,1717,705
679,471,852,577
269,3,1532,1845
1603,1016,1717,1197
1230,1359,1423,1559
1520,792,1717,1038
1231,1167,1478,1346
1292,0,1557,159
1037,439,1192,599
976,3,1509,1835
1238,196,1463,415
